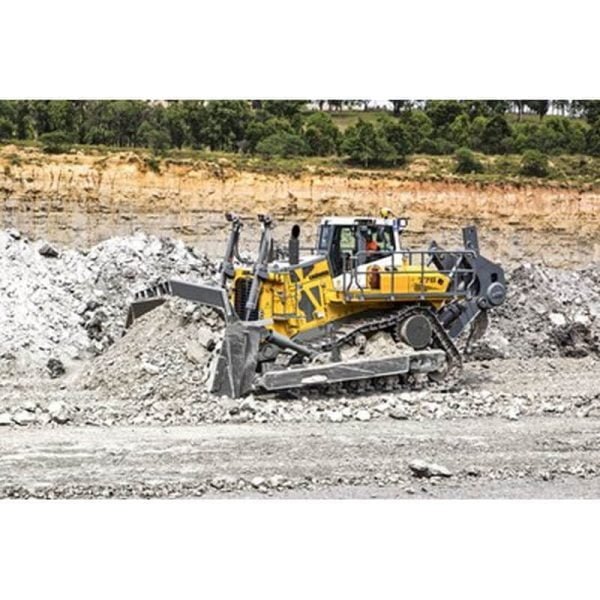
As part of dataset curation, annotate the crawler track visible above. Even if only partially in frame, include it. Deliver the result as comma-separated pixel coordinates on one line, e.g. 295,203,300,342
264,306,464,395
311,305,463,371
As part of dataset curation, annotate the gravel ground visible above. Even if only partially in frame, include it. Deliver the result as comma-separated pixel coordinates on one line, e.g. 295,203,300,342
2,418,600,499
1,357,599,427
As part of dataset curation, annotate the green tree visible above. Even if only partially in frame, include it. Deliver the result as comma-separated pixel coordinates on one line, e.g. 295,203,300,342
108,100,147,146
418,138,457,155
341,119,397,167
81,101,115,145
520,150,549,177
30,101,52,134
255,132,309,157
567,121,589,153
378,116,410,158
203,100,252,151
137,120,171,152
303,112,340,156
183,101,208,149
573,100,600,124
398,110,433,152
480,115,512,154
484,100,510,115
463,101,509,119
0,101,17,124
82,100,147,146
513,117,589,154
512,121,538,152
165,102,191,148
468,116,487,150
389,100,412,115
47,101,77,137
454,147,484,174
587,119,600,156
0,117,15,140
448,113,471,147
525,100,550,120
246,117,294,152
424,100,466,136
84,124,116,145
12,101,35,139
261,101,306,120
39,131,74,154
536,117,587,154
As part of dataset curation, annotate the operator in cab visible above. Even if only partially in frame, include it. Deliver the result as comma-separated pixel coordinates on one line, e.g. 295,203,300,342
365,234,379,253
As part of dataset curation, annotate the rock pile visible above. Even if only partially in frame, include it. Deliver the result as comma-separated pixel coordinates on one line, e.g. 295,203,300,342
79,298,224,404
0,229,218,377
0,399,72,426
472,263,600,360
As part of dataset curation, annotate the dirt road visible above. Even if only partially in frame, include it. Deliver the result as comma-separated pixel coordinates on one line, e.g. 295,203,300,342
2,417,600,498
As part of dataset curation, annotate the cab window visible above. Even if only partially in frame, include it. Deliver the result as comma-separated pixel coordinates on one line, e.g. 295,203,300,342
317,225,332,252
373,226,394,251
339,226,355,252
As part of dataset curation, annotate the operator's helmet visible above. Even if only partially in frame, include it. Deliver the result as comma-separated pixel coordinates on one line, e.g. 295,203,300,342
380,207,394,219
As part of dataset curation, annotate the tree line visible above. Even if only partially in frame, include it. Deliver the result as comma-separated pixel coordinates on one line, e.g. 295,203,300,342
0,100,599,167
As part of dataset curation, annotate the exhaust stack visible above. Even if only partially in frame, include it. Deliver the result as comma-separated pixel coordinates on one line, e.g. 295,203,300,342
288,224,300,265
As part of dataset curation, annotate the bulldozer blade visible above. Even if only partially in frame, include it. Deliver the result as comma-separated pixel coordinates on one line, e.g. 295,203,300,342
125,279,237,329
125,298,166,329
168,280,237,321
255,350,446,393
208,321,263,398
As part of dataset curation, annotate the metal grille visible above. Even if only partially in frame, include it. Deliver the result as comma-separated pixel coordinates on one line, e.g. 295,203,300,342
234,278,259,321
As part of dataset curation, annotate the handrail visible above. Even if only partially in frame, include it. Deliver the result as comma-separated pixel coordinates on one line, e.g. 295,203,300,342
340,248,477,301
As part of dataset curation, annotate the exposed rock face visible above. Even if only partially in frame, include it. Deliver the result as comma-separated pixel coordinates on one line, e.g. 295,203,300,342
1,145,599,267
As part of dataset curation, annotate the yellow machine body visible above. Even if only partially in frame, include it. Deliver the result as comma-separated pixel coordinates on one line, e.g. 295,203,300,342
231,258,451,340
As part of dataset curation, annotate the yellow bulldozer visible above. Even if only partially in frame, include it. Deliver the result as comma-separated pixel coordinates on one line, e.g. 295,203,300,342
126,211,506,397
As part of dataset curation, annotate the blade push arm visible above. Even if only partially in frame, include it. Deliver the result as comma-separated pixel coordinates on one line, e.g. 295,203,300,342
244,214,273,321
220,212,243,287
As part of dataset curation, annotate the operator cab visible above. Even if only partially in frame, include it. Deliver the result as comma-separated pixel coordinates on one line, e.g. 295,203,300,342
317,216,408,277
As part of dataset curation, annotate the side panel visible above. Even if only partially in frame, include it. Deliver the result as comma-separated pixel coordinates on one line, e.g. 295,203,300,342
254,258,415,338
233,257,452,339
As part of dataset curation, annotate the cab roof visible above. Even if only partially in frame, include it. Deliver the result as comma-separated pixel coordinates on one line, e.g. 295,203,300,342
319,216,396,227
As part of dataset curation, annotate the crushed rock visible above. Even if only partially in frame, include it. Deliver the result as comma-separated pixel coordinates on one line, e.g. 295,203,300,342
470,263,600,360
408,459,453,478
79,298,225,402
0,229,218,378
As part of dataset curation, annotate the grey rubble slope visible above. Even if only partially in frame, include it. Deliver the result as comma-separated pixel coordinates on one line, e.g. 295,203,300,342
0,229,217,377
473,263,600,360
80,299,224,402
